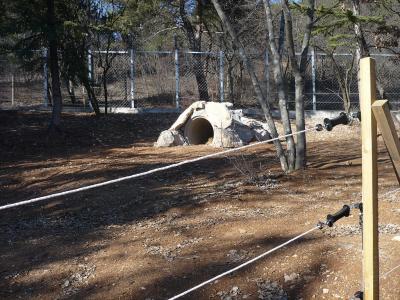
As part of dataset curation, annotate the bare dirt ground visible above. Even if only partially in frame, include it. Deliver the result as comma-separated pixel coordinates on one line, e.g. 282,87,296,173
0,111,399,300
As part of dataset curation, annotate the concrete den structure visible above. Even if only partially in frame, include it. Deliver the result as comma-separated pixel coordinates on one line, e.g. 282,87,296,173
155,101,272,148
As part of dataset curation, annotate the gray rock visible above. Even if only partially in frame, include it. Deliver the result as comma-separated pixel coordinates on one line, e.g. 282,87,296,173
257,279,288,300
62,280,70,288
284,273,299,282
154,130,186,147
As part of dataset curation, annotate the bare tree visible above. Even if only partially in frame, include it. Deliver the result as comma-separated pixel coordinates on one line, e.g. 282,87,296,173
322,49,356,113
351,0,386,99
92,0,125,114
211,0,290,172
179,0,210,101
282,0,315,169
263,0,296,171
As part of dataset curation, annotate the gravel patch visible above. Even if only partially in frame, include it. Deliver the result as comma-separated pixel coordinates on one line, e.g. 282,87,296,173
143,237,203,261
216,286,242,300
381,188,400,202
256,279,288,300
226,249,250,263
213,205,288,220
324,224,400,237
59,264,96,298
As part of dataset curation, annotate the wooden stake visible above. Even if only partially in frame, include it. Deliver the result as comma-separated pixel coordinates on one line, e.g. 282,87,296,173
360,57,379,300
372,100,400,184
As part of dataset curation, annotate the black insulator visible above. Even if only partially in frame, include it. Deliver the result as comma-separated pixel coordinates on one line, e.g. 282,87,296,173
323,112,350,131
326,205,350,227
352,291,363,300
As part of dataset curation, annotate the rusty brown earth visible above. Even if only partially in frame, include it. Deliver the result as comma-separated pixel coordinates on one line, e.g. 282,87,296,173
0,111,399,300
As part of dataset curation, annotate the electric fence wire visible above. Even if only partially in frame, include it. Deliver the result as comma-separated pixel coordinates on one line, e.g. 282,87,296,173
382,263,400,279
2,114,398,296
0,126,318,212
168,226,320,300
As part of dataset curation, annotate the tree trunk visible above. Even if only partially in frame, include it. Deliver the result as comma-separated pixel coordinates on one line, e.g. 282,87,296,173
338,75,351,112
227,58,234,102
81,65,100,115
47,79,53,106
282,0,315,170
238,61,244,101
84,81,100,114
294,75,306,169
66,79,76,104
179,0,210,101
211,0,289,172
85,52,100,115
263,0,295,171
192,54,209,100
47,0,62,131
330,54,351,112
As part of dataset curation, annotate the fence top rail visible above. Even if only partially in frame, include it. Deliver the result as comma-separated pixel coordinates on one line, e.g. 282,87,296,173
93,50,175,55
90,50,219,55
3,49,399,58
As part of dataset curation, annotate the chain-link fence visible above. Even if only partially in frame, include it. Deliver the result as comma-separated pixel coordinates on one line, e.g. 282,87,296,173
0,54,45,109
91,50,131,109
178,51,223,105
1,50,400,111
233,51,400,111
374,54,400,110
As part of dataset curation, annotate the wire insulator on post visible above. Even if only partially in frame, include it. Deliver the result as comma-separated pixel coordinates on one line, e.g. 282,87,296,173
324,112,350,131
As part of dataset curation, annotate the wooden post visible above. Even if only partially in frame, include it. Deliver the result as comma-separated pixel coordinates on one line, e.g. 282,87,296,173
360,57,379,300
372,100,400,184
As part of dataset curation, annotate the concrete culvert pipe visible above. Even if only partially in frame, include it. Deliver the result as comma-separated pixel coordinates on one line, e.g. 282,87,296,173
155,101,273,148
184,117,214,145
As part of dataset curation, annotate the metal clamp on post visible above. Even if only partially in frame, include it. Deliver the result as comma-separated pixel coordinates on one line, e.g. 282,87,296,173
350,202,363,228
326,205,351,227
351,111,361,122
323,112,350,131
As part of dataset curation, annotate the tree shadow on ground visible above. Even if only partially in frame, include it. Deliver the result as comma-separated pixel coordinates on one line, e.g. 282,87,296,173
0,111,388,299
92,236,331,300
2,229,331,300
0,111,179,163
0,149,367,299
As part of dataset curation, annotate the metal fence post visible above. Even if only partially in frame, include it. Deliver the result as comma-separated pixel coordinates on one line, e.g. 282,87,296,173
174,35,180,109
311,48,317,111
130,48,135,108
87,49,93,109
43,48,48,107
11,74,14,107
219,50,224,102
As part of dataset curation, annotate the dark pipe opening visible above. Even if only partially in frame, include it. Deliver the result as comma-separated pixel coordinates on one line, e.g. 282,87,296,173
185,117,214,145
